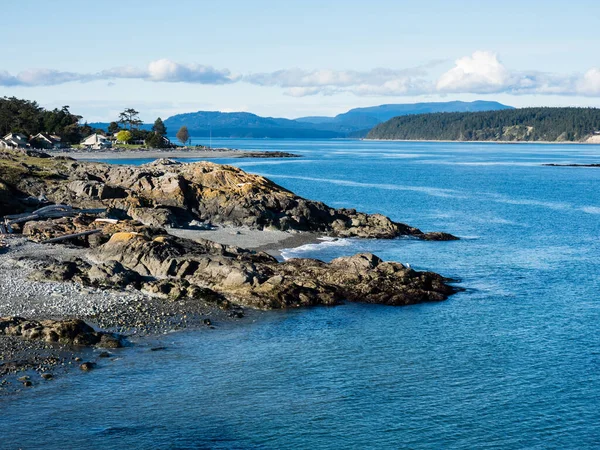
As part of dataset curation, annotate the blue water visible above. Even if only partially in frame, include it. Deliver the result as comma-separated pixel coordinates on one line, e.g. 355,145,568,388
2,139,600,449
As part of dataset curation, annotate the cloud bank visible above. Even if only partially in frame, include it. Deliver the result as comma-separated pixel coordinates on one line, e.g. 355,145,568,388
0,59,238,87
1,52,600,98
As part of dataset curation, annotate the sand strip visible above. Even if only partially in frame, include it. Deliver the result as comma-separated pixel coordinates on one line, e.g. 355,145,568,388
49,150,299,160
167,226,321,258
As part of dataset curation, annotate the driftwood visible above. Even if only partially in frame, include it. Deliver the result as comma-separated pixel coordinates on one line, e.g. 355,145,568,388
2,205,106,233
41,229,103,244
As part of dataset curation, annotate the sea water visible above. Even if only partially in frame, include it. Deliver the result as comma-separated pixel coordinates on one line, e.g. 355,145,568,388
1,140,599,449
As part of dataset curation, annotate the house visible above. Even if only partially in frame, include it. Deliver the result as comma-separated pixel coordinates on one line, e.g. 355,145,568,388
145,135,173,148
30,132,64,149
81,133,112,150
1,133,29,149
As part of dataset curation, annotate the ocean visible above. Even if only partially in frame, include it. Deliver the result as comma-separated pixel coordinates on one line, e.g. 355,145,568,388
2,139,599,449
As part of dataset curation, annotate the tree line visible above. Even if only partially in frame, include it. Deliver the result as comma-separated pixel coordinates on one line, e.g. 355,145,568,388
0,97,192,147
0,97,89,144
367,107,600,142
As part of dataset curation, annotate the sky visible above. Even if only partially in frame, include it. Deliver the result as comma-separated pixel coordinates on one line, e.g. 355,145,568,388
2,0,600,122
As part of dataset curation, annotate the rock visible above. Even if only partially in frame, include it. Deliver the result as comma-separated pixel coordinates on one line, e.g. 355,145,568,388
85,233,459,310
419,232,460,241
0,149,455,240
203,319,212,326
22,380,33,387
79,362,96,371
41,373,53,380
0,317,125,348
98,351,111,358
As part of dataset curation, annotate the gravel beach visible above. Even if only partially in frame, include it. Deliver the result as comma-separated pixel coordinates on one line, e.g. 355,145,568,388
0,227,320,395
49,149,300,160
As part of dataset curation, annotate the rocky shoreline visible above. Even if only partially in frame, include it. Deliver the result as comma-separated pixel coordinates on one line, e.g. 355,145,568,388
0,148,461,395
49,148,302,160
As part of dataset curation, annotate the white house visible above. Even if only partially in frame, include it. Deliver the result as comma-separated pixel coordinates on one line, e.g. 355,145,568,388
1,133,29,149
30,132,64,149
81,133,112,150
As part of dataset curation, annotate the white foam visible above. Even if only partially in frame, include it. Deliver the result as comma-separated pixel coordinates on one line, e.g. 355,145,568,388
234,160,316,167
580,206,600,215
280,237,353,260
258,173,462,198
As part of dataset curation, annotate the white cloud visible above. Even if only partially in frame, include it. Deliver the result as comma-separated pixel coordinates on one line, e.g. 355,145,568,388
436,51,510,93
145,59,238,84
1,53,600,98
246,66,436,97
0,59,238,87
577,68,600,95
435,51,600,97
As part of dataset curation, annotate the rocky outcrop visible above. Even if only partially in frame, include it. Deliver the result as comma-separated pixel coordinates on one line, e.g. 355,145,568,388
0,317,124,348
0,150,457,240
75,231,457,309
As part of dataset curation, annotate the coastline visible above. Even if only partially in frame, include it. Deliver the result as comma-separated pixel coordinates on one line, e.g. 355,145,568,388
0,227,323,395
0,150,459,396
168,226,322,258
363,138,600,145
49,149,301,160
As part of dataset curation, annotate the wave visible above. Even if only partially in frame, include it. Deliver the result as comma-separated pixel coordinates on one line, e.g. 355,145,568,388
234,160,316,167
580,206,600,215
257,174,462,198
280,237,354,260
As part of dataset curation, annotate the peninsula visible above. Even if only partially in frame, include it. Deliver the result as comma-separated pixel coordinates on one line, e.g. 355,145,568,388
0,149,459,393
367,107,600,143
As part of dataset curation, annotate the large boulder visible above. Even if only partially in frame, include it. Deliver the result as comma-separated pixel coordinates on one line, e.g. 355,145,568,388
0,317,124,348
84,233,458,309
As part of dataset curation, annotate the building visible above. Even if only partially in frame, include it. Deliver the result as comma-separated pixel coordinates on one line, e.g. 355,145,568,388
1,133,29,149
145,135,173,148
30,132,64,149
81,133,112,150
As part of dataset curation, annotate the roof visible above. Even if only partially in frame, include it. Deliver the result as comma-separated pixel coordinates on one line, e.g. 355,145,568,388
32,132,60,144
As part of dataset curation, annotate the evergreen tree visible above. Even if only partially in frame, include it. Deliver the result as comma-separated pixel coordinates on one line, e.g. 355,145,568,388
152,117,167,136
107,121,121,134
118,108,143,130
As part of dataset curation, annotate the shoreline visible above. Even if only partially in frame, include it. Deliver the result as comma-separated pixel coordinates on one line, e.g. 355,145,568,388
167,226,322,258
363,138,600,145
48,149,302,160
0,149,459,396
0,227,323,395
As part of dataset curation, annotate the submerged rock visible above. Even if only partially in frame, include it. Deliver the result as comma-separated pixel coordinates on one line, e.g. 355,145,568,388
0,317,124,348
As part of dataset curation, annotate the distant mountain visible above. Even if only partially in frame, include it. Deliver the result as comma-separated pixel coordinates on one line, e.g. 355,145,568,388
92,101,513,139
314,100,514,132
367,107,600,142
162,111,341,138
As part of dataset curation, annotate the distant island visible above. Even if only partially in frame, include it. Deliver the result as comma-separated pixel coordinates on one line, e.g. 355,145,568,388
367,107,600,143
90,101,512,139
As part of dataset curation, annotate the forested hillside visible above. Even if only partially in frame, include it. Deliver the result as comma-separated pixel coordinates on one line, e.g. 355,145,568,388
367,108,600,142
0,97,92,144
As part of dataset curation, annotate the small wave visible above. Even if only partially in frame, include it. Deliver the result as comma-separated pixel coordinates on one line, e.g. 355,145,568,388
280,237,353,260
258,173,462,198
234,159,315,167
580,206,600,215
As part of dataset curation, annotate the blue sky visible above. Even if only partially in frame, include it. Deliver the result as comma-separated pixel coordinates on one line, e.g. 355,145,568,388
2,0,600,122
